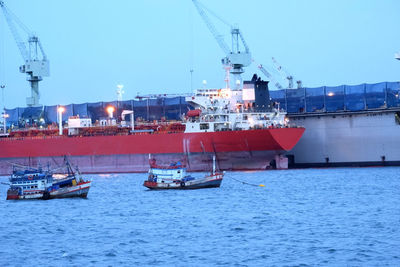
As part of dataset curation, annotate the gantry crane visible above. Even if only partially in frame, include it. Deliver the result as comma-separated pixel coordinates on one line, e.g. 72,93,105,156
192,0,251,89
0,1,49,107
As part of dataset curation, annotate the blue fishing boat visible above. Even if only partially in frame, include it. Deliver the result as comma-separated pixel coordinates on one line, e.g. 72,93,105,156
6,160,91,200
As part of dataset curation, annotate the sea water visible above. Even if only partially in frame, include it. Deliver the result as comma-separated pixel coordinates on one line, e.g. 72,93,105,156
0,167,399,266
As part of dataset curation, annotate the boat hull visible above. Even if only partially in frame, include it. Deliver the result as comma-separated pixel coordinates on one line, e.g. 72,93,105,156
48,181,91,199
6,189,44,200
6,182,91,200
0,128,304,175
144,175,223,190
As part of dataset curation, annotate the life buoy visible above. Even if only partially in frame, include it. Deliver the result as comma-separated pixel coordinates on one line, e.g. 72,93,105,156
180,181,185,187
28,175,33,180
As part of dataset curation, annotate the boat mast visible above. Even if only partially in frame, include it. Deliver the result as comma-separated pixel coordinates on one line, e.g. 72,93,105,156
213,155,216,175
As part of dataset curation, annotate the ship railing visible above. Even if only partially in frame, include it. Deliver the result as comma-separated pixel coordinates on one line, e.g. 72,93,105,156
0,129,189,141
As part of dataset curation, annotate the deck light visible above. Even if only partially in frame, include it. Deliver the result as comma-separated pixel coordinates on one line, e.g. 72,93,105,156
107,106,115,118
57,106,65,135
2,111,9,134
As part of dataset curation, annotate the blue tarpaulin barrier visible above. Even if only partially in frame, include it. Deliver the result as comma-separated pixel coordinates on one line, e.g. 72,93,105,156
4,82,400,126
269,82,399,114
73,103,88,117
286,88,305,113
269,90,286,111
305,87,325,112
365,82,386,109
386,82,400,108
344,84,366,111
44,105,58,123
325,85,345,112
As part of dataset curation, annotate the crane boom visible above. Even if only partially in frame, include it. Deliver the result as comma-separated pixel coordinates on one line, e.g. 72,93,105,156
192,0,251,89
0,1,29,61
271,57,303,89
0,1,49,107
192,0,230,55
257,64,283,90
238,30,250,53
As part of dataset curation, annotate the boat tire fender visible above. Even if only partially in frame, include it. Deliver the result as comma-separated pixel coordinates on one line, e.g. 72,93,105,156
42,191,50,200
180,181,185,187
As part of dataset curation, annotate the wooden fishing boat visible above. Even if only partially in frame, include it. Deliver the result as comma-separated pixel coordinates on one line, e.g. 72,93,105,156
143,156,223,190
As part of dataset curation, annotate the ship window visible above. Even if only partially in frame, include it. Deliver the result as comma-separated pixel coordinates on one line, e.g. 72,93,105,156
200,123,209,130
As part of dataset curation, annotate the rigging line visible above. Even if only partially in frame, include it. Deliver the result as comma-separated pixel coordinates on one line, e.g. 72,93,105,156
6,161,33,168
6,160,64,172
210,140,220,171
184,139,191,169
0,13,5,101
189,0,194,92
200,140,211,171
195,0,231,27
230,176,265,187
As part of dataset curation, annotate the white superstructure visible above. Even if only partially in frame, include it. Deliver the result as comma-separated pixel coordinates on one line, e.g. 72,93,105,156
184,88,287,133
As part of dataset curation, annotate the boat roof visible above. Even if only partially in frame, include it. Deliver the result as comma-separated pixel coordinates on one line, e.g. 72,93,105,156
149,159,186,170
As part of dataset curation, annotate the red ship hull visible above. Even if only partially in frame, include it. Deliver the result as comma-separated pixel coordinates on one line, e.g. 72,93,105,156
0,128,304,175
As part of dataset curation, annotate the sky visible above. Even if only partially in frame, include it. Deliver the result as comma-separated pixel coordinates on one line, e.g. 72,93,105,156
0,0,399,108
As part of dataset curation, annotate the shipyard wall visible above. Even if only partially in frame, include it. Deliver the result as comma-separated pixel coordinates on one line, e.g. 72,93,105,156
287,110,400,167
268,81,400,167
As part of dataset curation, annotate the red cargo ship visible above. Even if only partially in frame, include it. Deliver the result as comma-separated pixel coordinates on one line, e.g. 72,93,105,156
0,82,304,175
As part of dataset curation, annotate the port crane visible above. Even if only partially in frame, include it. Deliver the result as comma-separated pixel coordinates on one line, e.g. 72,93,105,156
255,61,283,90
0,1,49,107
192,0,251,89
192,1,287,91
271,57,302,89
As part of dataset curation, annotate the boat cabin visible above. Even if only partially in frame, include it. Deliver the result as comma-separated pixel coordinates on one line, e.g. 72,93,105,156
10,169,53,194
148,162,188,183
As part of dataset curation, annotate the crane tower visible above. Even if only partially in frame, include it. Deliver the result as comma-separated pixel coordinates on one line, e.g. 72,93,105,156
0,1,49,107
192,0,251,89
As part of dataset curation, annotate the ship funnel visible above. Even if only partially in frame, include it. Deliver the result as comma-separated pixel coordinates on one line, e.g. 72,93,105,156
244,74,271,112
